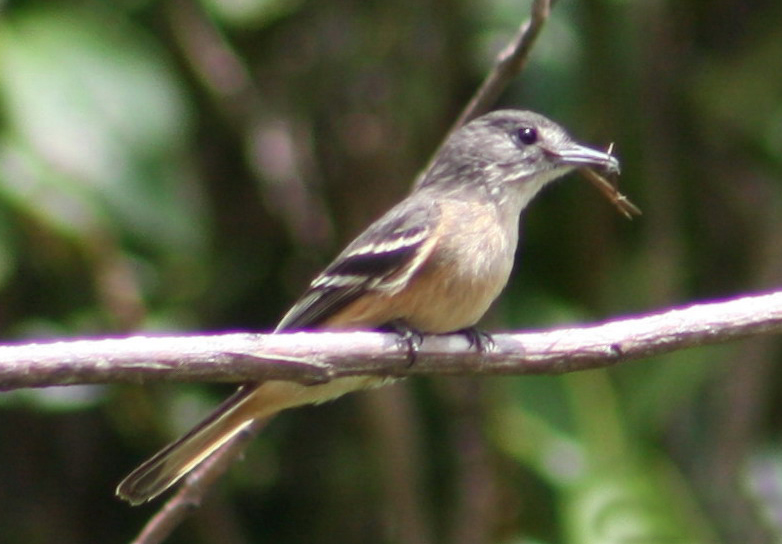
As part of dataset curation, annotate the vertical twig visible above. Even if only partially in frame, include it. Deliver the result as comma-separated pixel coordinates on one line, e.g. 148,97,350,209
129,419,267,544
416,0,553,184
449,0,553,132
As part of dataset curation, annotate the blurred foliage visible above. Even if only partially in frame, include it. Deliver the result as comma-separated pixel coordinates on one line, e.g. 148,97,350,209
0,0,781,543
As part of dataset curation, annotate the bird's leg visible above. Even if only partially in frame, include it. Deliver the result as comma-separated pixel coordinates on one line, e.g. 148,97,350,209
456,327,495,353
382,320,424,367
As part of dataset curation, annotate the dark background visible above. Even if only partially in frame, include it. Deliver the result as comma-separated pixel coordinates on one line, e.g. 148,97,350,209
1,0,781,543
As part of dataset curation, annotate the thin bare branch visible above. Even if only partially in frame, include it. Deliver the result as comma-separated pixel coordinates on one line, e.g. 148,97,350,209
129,419,267,544
449,0,554,133
416,0,555,183
2,290,782,391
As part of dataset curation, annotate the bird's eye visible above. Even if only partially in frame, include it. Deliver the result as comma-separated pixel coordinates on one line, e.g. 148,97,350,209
516,127,538,145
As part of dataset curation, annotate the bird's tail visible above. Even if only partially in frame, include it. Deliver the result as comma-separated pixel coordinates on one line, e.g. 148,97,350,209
116,377,381,505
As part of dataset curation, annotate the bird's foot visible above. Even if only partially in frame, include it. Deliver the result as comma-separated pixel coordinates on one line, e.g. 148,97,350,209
456,327,495,353
383,320,424,367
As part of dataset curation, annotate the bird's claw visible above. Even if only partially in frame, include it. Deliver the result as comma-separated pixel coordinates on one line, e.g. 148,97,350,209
458,327,495,353
385,320,424,367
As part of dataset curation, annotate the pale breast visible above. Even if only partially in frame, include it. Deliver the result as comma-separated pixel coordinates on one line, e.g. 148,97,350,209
399,198,516,331
322,196,519,333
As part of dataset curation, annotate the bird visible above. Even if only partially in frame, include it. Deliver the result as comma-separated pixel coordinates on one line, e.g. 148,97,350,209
117,109,621,505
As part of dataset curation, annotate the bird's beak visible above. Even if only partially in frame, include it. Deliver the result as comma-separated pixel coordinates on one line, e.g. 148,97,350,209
553,141,640,219
554,142,621,175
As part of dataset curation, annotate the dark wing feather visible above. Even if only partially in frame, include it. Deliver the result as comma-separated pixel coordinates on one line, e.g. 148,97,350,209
274,286,363,331
275,198,440,331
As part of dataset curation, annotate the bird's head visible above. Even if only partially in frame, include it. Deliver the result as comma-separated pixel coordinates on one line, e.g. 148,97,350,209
419,110,620,210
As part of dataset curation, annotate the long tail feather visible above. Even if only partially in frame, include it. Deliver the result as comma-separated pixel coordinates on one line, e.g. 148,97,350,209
117,376,382,504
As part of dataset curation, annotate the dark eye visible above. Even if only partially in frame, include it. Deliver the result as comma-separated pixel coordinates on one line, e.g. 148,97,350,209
516,127,538,145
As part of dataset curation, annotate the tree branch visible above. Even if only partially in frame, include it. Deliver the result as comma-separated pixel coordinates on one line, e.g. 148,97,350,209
129,419,267,544
3,290,782,391
448,0,555,132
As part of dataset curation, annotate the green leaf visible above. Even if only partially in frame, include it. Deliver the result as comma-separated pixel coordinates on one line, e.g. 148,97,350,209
564,462,715,544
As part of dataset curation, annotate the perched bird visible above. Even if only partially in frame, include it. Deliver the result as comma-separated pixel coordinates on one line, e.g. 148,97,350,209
117,109,621,504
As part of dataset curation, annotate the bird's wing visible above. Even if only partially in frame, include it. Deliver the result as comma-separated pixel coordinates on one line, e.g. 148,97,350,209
275,199,441,331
